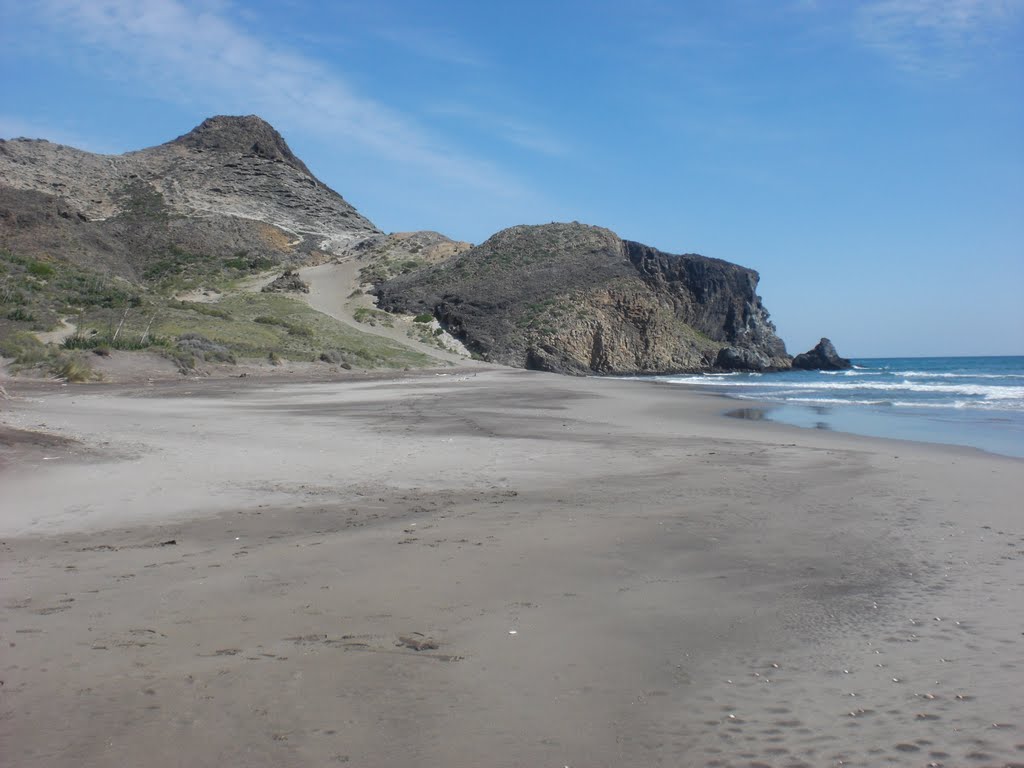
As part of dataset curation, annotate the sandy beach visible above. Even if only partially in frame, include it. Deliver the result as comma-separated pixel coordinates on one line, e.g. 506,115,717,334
1,368,1022,767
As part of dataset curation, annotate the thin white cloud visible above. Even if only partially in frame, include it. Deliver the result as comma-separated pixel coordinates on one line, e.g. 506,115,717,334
431,103,569,157
373,25,486,68
854,0,1023,74
23,0,520,194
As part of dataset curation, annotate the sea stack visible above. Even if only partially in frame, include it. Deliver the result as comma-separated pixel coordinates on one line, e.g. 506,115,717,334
791,337,852,370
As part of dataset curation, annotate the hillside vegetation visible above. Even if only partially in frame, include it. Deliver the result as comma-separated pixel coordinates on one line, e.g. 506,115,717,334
0,117,435,380
0,247,430,379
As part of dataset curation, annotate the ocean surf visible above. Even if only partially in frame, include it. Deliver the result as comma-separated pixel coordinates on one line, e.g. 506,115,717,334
648,356,1024,458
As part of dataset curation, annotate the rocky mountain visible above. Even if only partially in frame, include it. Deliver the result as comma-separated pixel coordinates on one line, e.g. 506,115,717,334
0,117,447,376
375,222,790,374
1,115,820,377
0,115,379,281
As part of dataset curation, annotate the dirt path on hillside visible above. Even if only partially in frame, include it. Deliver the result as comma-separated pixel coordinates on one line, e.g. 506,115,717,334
298,261,475,367
33,318,77,345
169,261,477,367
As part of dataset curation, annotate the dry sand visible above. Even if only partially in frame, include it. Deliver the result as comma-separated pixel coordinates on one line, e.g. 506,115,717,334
1,369,1022,767
298,261,474,365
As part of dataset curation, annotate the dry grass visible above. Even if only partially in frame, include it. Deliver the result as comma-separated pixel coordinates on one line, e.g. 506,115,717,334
52,354,95,383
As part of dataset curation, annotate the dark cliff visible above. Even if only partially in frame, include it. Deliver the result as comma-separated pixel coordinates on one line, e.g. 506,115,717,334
376,222,790,374
623,241,788,360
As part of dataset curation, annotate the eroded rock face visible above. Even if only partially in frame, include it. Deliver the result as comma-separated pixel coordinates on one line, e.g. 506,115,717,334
791,337,852,370
624,242,788,361
0,115,380,267
376,222,790,374
170,115,313,175
715,346,772,371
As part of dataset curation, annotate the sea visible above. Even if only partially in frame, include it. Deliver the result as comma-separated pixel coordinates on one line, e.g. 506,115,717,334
646,356,1024,459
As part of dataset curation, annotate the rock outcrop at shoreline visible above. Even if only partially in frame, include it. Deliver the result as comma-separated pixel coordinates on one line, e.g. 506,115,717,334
791,337,852,370
375,222,790,375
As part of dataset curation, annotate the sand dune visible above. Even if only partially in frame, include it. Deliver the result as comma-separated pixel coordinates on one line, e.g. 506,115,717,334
300,261,473,366
1,370,1021,767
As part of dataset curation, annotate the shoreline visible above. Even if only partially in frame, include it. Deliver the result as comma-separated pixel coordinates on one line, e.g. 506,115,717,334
643,375,1022,463
8,352,1019,460
720,397,1024,460
632,369,1024,461
2,369,1022,766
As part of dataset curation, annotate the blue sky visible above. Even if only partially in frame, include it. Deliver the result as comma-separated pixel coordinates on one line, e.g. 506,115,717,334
1,0,1022,357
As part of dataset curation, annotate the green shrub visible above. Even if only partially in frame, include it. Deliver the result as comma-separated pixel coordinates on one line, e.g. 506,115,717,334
63,329,165,352
162,347,196,373
6,307,35,322
168,300,232,319
142,245,208,280
319,349,354,369
27,261,56,278
413,313,434,324
116,181,169,222
176,334,236,364
0,331,47,364
251,315,310,336
59,274,137,308
352,307,394,327
223,255,277,272
61,333,99,350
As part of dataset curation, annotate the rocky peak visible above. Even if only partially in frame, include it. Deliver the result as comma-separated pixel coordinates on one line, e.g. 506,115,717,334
0,115,380,253
169,115,312,176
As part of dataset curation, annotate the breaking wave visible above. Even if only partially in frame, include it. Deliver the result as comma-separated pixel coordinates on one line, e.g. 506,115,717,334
643,356,1024,457
656,357,1024,413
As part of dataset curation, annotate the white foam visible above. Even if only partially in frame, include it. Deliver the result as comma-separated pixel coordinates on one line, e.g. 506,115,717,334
786,397,894,406
898,371,1024,379
667,377,1022,398
891,399,1024,411
660,373,1024,414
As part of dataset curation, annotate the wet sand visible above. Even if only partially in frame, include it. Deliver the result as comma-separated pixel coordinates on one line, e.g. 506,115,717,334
1,369,1022,767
